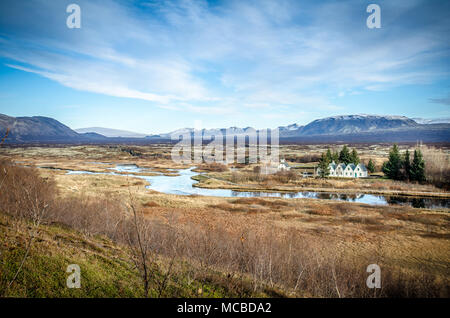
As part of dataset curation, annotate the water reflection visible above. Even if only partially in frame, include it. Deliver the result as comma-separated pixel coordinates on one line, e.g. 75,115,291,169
66,166,449,210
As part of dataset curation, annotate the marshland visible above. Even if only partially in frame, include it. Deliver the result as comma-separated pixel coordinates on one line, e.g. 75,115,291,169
0,143,449,297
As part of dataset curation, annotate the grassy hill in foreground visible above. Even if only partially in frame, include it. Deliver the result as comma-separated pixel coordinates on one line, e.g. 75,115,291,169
0,212,282,298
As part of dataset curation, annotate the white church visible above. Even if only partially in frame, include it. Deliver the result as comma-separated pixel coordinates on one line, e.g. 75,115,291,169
317,161,368,178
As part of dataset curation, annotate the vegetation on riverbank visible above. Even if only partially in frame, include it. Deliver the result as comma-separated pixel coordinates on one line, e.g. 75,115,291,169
193,170,450,199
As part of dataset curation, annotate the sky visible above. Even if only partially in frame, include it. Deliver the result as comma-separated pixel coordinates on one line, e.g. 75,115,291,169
0,0,449,134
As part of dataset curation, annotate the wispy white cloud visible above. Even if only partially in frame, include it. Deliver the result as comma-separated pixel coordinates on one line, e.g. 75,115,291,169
429,94,450,106
0,0,449,119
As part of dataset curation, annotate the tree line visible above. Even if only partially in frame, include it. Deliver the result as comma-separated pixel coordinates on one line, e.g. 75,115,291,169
382,144,425,182
317,146,375,178
317,144,426,182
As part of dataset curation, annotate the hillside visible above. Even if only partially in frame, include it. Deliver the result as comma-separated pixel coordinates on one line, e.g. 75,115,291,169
0,114,81,142
0,212,277,297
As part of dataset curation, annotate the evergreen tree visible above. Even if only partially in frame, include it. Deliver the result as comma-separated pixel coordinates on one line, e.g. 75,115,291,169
350,148,360,165
383,144,403,180
332,150,339,163
403,149,411,181
381,161,388,174
325,149,333,163
411,149,426,182
339,145,352,164
367,159,375,173
317,153,330,178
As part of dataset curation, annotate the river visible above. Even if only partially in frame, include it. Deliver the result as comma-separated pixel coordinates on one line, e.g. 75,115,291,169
66,164,449,210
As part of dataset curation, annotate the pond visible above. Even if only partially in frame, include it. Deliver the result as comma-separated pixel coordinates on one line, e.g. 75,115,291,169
66,165,450,210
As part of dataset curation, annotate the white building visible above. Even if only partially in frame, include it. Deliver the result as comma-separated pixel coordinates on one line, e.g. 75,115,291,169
278,159,291,171
318,161,368,178
261,159,290,175
344,163,356,177
328,161,337,176
335,163,346,177
354,163,368,178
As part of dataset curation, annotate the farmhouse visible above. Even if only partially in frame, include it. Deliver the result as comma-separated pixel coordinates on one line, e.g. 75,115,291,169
278,159,291,171
334,163,346,176
344,163,356,177
318,161,368,178
260,159,291,175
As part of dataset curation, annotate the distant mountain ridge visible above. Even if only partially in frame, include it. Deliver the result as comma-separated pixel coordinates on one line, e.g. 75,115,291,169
279,114,419,137
412,117,450,124
0,113,449,143
160,114,420,138
75,127,148,138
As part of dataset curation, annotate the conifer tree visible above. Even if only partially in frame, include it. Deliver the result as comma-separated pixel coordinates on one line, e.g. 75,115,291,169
350,148,360,165
339,145,352,164
317,153,330,178
403,149,411,181
325,149,333,163
411,149,425,182
367,159,375,173
332,150,339,163
383,144,403,180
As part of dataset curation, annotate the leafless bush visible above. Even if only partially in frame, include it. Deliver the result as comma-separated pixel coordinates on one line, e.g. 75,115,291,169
49,196,125,240
287,154,321,163
0,160,55,222
231,169,297,185
0,159,55,294
272,170,297,183
197,163,228,172
421,146,450,189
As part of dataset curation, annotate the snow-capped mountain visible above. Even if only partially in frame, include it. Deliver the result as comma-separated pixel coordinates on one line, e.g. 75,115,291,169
412,117,450,125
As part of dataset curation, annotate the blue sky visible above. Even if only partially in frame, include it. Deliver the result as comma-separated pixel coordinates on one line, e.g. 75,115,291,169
0,0,449,134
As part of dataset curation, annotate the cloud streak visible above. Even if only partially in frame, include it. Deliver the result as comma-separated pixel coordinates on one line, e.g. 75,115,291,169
429,95,450,106
0,0,449,118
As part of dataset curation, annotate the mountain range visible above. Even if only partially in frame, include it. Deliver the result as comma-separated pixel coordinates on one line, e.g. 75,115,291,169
75,127,148,138
0,113,449,144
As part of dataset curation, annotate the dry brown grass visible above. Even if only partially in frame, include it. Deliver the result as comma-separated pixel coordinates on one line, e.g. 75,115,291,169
195,163,228,172
1,145,449,297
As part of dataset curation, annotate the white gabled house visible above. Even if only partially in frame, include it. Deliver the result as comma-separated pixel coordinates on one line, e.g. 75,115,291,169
317,161,368,178
261,159,291,175
344,163,356,177
278,159,291,171
335,163,346,177
328,161,337,176
354,163,368,178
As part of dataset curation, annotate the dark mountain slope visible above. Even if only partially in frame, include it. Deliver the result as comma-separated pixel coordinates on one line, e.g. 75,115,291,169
0,114,81,142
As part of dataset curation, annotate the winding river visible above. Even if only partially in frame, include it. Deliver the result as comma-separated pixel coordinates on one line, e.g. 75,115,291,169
66,164,450,210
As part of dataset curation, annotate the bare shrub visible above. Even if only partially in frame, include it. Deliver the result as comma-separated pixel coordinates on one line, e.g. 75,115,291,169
197,163,228,172
421,146,450,189
287,154,321,163
0,159,55,294
0,160,55,221
272,170,297,183
49,196,125,240
123,189,154,297
343,216,383,225
143,201,160,208
231,169,297,185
